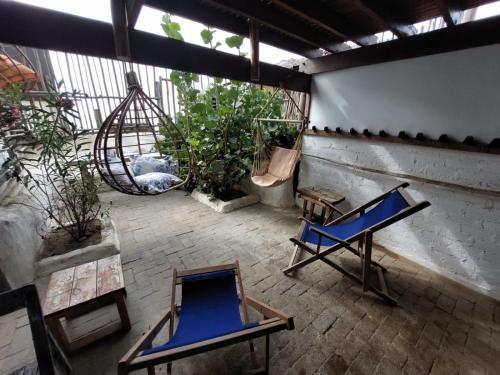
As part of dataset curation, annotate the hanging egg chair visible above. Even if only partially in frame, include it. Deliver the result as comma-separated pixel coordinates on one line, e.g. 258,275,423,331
94,72,192,195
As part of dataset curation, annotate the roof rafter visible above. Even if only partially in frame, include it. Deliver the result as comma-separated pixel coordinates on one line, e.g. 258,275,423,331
144,0,323,58
126,0,144,30
0,0,311,92
303,13,500,74
270,0,377,47
201,0,350,53
354,0,417,38
435,0,464,26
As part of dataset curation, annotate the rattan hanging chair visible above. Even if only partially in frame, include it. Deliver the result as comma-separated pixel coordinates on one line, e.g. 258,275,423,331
94,72,192,195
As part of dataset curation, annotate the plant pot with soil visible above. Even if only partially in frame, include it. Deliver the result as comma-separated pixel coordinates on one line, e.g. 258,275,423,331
2,82,113,276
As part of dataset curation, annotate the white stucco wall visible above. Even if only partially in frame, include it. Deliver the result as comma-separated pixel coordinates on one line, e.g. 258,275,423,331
310,44,500,143
303,44,500,300
0,194,43,288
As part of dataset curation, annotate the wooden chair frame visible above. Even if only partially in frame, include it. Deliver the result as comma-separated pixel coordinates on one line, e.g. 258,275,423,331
0,285,72,375
284,183,430,305
118,262,294,374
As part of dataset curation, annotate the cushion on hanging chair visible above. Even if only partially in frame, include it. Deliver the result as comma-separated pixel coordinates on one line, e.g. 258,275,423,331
99,156,134,185
134,172,182,192
130,155,178,176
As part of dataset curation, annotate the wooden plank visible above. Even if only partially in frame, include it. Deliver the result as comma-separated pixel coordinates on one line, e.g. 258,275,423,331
111,0,131,60
43,267,75,316
435,0,463,26
249,19,260,82
204,0,349,53
97,255,124,296
127,320,287,371
353,0,417,38
126,0,144,29
144,0,323,58
0,0,311,92
297,187,345,205
70,261,98,306
303,14,500,74
270,0,377,46
176,263,238,278
68,320,123,352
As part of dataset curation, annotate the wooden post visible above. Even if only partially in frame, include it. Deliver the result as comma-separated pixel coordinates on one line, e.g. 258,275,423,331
362,230,373,292
249,19,260,82
111,0,131,61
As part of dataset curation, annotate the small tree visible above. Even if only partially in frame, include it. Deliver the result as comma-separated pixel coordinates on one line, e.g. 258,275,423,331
160,16,295,199
0,82,104,242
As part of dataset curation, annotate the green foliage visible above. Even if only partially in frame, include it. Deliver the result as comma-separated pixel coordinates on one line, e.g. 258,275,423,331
160,15,294,200
161,14,183,41
225,35,244,49
0,81,105,241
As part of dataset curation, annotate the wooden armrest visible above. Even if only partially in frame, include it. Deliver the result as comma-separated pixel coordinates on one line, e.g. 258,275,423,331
298,216,314,225
118,310,172,370
127,320,288,371
245,296,294,330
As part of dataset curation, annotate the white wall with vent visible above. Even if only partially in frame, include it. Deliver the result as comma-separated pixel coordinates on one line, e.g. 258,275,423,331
302,44,500,300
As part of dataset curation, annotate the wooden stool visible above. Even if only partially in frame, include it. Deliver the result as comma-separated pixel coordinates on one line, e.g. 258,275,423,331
43,254,130,353
297,186,345,223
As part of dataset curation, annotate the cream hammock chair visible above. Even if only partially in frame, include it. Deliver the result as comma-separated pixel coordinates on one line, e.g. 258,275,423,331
251,89,306,188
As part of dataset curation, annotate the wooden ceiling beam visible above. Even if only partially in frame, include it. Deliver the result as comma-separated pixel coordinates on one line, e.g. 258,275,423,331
303,13,500,74
0,0,311,92
354,0,417,38
435,0,464,26
144,0,323,58
203,0,350,53
270,0,377,47
125,0,144,30
111,0,131,61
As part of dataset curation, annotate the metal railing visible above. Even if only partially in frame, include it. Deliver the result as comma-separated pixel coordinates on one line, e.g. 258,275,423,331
16,47,215,132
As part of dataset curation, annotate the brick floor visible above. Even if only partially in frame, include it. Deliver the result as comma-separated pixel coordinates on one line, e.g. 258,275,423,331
2,190,500,374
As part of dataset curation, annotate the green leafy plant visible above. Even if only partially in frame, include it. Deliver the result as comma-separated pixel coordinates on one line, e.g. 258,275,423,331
0,82,105,241
160,15,295,200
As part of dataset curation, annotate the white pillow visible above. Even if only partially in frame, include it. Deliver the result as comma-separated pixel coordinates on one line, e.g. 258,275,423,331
134,172,182,192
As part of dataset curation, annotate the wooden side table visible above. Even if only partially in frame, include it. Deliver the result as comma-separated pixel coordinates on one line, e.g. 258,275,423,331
297,186,345,223
43,254,130,353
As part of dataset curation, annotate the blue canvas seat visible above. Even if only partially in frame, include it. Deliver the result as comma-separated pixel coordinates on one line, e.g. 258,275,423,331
285,183,430,305
301,191,410,247
142,270,258,354
118,263,294,375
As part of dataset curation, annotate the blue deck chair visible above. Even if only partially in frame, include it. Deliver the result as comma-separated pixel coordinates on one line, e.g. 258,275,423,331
284,183,430,305
118,262,294,375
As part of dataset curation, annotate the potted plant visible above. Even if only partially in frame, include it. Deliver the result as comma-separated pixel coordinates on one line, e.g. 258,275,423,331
160,17,288,212
1,82,118,276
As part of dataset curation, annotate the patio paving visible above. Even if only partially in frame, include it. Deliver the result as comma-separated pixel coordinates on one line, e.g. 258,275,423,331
2,189,500,374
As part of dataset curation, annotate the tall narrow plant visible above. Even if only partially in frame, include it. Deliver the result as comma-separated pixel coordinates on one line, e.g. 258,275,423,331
1,82,104,241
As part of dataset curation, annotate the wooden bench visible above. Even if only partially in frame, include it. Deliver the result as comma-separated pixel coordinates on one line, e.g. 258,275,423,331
43,254,130,353
297,186,345,223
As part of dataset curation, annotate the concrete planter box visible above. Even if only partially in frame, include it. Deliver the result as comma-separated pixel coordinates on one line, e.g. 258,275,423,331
191,189,259,213
36,217,120,277
242,177,295,208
